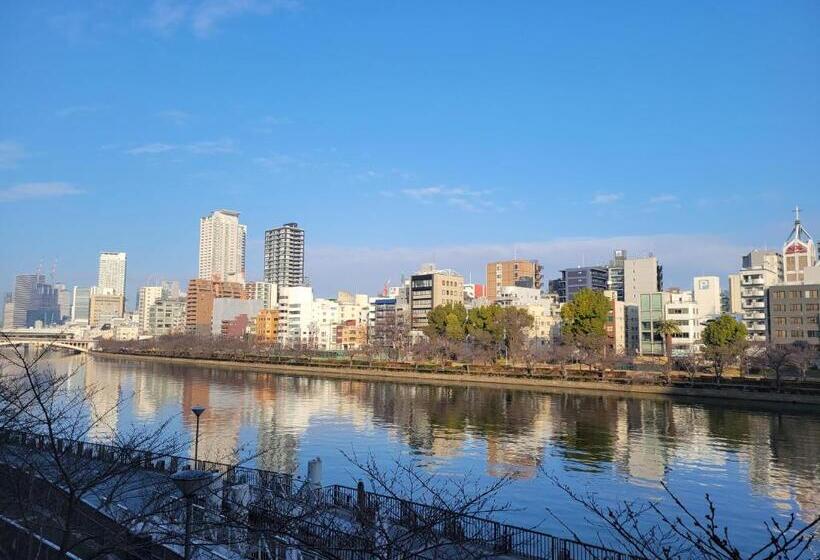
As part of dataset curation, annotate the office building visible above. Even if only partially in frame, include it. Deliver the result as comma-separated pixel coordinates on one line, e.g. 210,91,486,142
409,265,464,332
624,256,663,306
198,209,247,283
335,320,368,350
767,284,820,347
71,287,94,324
146,299,186,336
255,308,279,343
740,250,783,342
693,276,721,318
1,293,12,328
277,286,315,347
54,283,71,323
98,252,127,296
11,274,59,328
485,259,542,301
496,287,561,345
607,249,628,301
662,290,703,357
89,293,125,327
137,286,164,333
783,207,816,283
161,280,181,300
558,266,608,303
727,274,742,314
245,281,278,309
212,298,264,336
185,279,245,335
604,290,626,355
638,292,664,356
264,222,305,287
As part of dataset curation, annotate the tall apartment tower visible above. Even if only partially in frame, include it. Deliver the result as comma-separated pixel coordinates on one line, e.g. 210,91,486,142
199,210,247,283
98,252,127,296
485,259,542,301
264,222,305,287
623,255,663,306
783,207,816,283
739,250,783,342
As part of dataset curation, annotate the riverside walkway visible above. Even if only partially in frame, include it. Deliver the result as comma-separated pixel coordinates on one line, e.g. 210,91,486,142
0,429,638,560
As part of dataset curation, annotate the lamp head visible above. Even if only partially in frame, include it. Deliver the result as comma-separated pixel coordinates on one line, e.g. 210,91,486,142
191,405,206,418
171,470,213,497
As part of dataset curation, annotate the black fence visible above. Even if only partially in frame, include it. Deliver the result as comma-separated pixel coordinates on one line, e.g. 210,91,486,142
1,427,641,560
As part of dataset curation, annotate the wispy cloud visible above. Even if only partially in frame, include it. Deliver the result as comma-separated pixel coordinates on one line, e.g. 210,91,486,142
145,0,300,37
0,182,84,203
56,105,99,118
649,194,679,204
157,109,193,125
0,141,27,168
252,152,306,170
386,185,508,213
125,139,237,155
307,234,746,296
590,192,622,205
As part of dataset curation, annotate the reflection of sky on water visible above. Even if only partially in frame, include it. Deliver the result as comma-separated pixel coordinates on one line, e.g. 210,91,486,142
49,353,819,550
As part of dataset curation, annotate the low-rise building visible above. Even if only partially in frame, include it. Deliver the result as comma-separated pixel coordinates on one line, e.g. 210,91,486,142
255,308,279,343
739,250,782,342
212,298,264,336
185,279,245,336
767,284,820,347
335,319,368,350
409,265,464,333
89,293,125,327
146,298,186,336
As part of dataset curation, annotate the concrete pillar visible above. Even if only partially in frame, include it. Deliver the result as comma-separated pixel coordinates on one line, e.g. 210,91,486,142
307,457,322,490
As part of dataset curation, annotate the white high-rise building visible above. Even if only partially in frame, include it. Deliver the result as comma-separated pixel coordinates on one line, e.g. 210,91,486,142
98,252,127,296
137,286,164,333
623,256,662,306
264,222,305,287
693,276,721,318
739,250,782,342
199,210,247,283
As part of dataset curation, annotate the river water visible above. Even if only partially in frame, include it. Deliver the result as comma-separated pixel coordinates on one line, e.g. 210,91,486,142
37,354,820,550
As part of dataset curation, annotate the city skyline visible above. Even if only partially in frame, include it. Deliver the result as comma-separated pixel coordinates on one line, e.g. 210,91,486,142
1,2,818,296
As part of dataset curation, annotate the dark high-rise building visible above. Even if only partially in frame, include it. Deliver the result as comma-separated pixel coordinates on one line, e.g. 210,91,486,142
264,222,305,288
559,266,609,303
607,249,627,301
12,274,60,327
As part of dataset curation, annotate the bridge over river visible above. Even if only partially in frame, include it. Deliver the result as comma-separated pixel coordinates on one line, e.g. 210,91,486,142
0,428,637,560
0,329,94,353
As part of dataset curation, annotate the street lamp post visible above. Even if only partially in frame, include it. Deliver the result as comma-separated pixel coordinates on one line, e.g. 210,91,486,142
191,405,206,466
171,470,213,560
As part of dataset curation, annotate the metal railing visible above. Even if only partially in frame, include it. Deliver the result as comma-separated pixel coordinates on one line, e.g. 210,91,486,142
1,427,641,560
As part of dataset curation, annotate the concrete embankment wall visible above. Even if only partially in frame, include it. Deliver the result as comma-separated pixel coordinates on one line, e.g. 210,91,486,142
92,352,820,406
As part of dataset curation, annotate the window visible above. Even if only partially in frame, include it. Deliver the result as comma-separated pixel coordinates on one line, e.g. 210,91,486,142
773,290,786,300
774,317,786,325
772,304,785,312
789,317,803,325
775,330,786,338
790,304,803,312
805,290,818,298
790,330,803,338
806,304,819,312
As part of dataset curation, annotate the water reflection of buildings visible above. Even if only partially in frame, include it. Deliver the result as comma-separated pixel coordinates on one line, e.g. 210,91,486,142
83,358,122,438
71,356,820,525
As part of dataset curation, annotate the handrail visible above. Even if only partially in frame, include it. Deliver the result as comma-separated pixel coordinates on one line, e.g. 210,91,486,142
1,427,641,560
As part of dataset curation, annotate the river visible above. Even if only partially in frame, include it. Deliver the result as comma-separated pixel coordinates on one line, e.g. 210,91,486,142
36,353,820,551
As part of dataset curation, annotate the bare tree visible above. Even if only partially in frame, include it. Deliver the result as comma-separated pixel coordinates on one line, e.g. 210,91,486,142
788,341,817,382
753,343,796,391
544,472,819,560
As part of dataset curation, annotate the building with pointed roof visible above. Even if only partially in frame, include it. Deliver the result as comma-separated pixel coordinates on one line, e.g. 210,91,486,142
783,206,816,283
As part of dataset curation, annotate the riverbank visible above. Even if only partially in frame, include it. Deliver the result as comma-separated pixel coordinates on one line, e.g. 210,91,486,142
92,350,820,406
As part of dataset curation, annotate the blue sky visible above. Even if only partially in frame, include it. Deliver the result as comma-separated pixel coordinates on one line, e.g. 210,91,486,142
1,1,818,301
